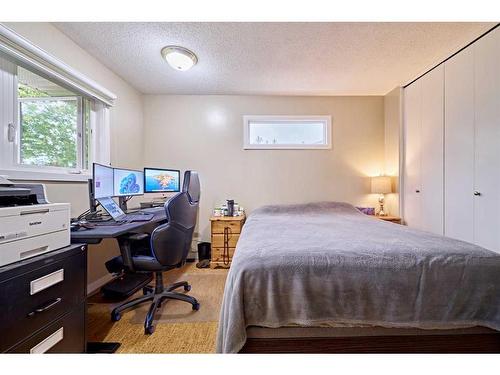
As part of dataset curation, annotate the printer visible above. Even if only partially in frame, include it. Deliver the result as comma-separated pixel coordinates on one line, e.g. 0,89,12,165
0,176,70,267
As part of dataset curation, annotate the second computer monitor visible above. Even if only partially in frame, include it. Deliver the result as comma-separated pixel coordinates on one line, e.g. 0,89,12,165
113,168,144,197
144,167,180,193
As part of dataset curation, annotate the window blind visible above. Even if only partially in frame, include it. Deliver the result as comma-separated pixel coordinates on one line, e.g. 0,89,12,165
0,24,116,107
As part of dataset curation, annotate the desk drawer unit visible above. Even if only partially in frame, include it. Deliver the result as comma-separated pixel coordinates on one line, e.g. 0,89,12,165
6,305,85,353
210,216,245,268
0,244,86,353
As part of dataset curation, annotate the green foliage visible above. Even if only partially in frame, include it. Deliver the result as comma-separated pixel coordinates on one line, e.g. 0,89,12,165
19,89,78,168
18,84,50,98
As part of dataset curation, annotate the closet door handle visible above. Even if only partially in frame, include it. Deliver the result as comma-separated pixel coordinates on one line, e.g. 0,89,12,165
474,191,481,196
415,189,420,193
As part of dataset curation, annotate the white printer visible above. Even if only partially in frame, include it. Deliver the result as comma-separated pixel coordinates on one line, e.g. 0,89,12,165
0,176,70,267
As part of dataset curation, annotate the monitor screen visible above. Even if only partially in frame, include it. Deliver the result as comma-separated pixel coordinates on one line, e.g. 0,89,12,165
113,168,144,197
144,168,181,193
93,163,114,199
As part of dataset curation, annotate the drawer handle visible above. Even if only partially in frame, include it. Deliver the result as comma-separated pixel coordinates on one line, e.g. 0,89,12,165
21,246,49,260
20,208,50,215
30,269,64,295
30,327,64,354
27,298,62,317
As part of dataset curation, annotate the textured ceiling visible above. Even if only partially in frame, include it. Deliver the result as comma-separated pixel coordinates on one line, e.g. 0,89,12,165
54,22,495,95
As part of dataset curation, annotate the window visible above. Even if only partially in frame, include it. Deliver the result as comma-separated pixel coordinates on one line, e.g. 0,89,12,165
17,66,91,171
243,116,331,149
0,24,116,181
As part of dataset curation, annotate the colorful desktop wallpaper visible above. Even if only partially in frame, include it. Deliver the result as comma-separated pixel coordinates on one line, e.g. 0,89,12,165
145,169,180,192
113,169,144,196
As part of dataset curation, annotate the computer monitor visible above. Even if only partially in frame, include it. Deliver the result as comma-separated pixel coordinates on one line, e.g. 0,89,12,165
113,168,144,197
93,163,114,199
144,167,181,193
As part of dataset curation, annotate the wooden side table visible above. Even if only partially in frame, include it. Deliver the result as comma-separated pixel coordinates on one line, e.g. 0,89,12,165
375,215,402,224
210,215,246,268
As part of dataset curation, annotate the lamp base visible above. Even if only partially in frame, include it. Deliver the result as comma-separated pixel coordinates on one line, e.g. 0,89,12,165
378,195,387,216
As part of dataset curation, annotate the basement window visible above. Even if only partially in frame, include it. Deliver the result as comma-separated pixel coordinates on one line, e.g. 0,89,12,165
243,115,331,149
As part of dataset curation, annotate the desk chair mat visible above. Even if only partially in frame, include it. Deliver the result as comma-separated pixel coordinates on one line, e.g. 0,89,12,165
128,268,228,324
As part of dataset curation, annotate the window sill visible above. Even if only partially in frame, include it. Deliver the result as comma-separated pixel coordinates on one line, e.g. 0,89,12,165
0,168,90,182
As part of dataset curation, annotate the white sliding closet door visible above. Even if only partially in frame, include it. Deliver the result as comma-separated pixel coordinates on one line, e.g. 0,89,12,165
473,28,500,252
420,66,444,235
444,48,475,242
403,81,422,229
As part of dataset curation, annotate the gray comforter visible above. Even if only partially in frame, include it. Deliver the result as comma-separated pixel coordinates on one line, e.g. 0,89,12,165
216,202,500,353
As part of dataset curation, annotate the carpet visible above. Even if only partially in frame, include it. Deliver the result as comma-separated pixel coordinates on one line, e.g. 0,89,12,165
130,267,228,324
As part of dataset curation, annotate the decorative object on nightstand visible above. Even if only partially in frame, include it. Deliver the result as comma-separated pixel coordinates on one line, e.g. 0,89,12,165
356,207,375,216
371,175,392,216
210,215,245,268
376,215,402,224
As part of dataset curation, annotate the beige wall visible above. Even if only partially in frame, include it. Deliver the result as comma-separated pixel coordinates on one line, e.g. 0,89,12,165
3,23,394,290
383,87,402,216
143,95,385,240
4,22,145,291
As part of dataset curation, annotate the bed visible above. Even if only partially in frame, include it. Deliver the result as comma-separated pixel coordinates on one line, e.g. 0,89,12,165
216,202,500,353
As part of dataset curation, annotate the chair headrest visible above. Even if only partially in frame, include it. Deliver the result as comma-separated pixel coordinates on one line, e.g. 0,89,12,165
182,170,200,204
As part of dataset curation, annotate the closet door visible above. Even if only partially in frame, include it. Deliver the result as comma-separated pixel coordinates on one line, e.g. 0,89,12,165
444,48,475,242
420,66,444,235
403,80,422,229
473,28,500,252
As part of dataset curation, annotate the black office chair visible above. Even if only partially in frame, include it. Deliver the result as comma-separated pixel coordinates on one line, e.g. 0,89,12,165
109,171,201,334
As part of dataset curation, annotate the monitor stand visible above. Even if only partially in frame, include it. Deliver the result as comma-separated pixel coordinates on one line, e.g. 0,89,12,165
118,196,128,212
87,178,98,213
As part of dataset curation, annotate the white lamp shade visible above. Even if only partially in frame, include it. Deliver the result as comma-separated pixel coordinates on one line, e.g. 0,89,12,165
371,176,392,194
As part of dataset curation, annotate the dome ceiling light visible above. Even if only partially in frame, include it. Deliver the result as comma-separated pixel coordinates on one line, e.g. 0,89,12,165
161,45,198,71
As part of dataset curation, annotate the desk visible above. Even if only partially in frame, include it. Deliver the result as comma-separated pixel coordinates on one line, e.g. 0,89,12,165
70,206,167,353
71,207,167,244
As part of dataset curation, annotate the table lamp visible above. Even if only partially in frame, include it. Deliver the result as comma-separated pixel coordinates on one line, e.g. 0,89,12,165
371,176,392,216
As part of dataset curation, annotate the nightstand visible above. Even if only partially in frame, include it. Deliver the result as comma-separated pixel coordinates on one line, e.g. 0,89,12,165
375,215,402,224
210,215,246,268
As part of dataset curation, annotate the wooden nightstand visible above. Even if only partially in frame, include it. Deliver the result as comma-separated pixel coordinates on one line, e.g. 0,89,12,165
210,215,246,268
375,215,402,224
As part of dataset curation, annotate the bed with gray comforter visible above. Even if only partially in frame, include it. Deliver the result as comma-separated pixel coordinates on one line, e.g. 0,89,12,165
216,202,500,353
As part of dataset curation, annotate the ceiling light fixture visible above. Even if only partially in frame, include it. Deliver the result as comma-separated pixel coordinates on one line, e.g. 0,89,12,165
161,45,198,71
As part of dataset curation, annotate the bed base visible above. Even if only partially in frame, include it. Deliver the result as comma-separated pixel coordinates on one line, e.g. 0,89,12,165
240,333,500,353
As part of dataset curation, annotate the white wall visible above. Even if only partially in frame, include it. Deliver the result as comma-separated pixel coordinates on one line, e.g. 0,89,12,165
4,22,144,291
143,95,385,240
383,87,401,216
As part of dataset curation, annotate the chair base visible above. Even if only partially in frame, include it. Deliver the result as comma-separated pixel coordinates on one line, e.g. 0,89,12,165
110,272,200,335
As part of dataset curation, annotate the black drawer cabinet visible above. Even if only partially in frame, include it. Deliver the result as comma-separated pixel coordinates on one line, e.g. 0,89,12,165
0,244,87,353
6,305,85,353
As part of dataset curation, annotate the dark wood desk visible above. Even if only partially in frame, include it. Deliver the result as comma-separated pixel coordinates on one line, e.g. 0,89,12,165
70,207,167,244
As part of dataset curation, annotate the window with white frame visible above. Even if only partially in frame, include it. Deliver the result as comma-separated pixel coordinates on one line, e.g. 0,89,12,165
17,66,91,170
243,115,332,149
0,24,115,181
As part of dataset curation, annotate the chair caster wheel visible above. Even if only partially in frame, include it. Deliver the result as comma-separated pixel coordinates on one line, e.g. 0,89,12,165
184,284,191,292
111,311,121,322
145,325,155,335
192,302,200,311
142,287,152,295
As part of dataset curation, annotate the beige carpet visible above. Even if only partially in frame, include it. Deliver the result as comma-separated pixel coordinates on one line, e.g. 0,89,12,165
87,263,228,353
130,270,227,323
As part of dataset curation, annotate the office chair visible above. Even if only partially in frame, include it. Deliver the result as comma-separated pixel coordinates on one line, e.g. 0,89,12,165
109,171,201,334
